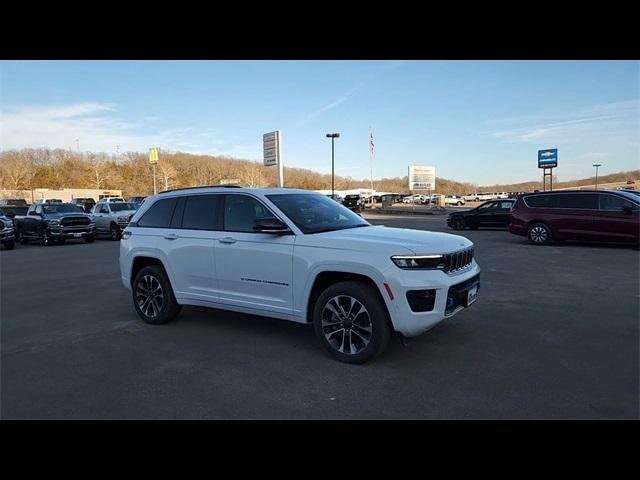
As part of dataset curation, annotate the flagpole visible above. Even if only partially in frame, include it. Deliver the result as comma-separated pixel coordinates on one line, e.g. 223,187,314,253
369,128,374,208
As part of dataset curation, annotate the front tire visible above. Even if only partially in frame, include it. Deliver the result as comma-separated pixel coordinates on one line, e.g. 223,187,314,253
42,229,52,247
132,265,182,325
3,240,15,250
109,223,121,241
84,235,95,243
527,222,553,245
313,281,391,364
17,228,28,245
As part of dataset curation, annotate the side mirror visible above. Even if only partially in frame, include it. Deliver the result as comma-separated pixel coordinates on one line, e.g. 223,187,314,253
621,205,633,214
253,218,290,234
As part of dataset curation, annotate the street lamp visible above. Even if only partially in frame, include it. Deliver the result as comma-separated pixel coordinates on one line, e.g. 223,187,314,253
593,164,602,190
326,133,340,197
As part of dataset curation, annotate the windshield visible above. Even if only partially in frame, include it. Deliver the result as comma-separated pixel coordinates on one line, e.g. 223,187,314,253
109,202,137,211
42,204,85,213
267,193,370,234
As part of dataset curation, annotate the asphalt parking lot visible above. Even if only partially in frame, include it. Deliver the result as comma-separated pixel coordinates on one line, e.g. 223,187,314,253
1,214,638,419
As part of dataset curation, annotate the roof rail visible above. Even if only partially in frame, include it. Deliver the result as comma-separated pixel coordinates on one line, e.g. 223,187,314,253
158,185,242,194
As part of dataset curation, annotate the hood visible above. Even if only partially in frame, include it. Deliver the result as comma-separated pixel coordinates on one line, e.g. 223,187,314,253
296,225,472,255
449,209,474,216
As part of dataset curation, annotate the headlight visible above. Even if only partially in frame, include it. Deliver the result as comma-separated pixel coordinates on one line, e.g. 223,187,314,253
391,255,446,270
47,219,61,226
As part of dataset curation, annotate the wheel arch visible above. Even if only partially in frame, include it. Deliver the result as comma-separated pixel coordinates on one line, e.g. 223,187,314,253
304,270,392,325
130,255,168,287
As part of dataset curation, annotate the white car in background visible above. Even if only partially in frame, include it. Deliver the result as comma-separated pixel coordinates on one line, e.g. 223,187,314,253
444,195,466,206
120,187,481,364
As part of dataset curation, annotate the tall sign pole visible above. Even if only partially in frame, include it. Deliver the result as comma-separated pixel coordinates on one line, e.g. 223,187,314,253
538,148,558,192
149,148,159,194
263,131,283,187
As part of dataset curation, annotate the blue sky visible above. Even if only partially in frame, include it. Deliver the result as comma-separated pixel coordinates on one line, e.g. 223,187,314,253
1,60,638,184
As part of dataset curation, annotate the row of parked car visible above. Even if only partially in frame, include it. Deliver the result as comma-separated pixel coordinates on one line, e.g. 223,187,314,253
445,189,639,246
0,196,147,249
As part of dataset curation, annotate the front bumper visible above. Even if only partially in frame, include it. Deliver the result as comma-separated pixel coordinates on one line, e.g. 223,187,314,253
0,229,15,241
48,225,95,238
385,262,481,337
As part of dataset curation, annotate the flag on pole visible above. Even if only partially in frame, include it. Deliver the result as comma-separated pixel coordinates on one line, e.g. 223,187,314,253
369,132,375,157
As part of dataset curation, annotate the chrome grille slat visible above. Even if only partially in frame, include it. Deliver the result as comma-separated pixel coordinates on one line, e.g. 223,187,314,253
441,247,473,274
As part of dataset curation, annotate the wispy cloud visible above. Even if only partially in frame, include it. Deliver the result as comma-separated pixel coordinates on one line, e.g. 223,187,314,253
488,100,638,144
299,83,365,125
0,102,257,158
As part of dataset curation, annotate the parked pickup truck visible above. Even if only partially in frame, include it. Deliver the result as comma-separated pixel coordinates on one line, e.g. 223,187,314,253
0,199,30,219
91,201,138,240
14,202,96,246
0,208,16,249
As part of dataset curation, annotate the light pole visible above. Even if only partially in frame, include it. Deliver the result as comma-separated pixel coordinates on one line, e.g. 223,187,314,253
593,163,602,189
326,133,340,197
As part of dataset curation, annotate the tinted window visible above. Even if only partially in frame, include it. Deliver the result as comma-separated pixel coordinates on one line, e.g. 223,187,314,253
599,194,635,210
224,194,276,233
555,194,598,209
478,202,498,210
524,195,555,208
498,201,514,209
267,193,370,234
182,195,222,230
138,198,177,228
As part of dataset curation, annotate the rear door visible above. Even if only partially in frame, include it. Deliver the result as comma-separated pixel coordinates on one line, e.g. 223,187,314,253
593,193,639,243
495,201,515,227
550,193,599,241
214,193,295,316
475,201,500,227
163,194,222,302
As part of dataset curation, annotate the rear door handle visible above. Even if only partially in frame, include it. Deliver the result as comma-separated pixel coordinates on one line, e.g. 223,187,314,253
164,233,179,240
219,237,237,244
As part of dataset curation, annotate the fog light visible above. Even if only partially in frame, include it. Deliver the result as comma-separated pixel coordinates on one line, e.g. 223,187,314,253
406,289,436,312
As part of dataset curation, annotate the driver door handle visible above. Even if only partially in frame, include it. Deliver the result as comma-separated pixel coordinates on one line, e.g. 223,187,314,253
219,237,237,244
164,233,179,240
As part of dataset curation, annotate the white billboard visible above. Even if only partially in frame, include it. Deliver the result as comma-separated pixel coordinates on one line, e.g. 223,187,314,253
408,165,435,191
263,131,280,167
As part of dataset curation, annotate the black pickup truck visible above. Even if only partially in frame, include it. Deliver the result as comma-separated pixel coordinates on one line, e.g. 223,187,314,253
14,202,96,246
342,194,365,212
0,208,16,249
0,199,29,219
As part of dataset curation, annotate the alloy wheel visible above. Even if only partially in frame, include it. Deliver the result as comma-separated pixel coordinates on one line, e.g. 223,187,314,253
321,295,372,355
530,226,548,243
136,275,164,318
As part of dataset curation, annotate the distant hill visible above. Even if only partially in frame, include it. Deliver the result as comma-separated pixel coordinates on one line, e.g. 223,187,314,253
0,148,637,196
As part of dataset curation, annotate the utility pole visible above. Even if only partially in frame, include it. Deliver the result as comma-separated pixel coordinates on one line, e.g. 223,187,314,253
326,133,340,197
593,164,602,189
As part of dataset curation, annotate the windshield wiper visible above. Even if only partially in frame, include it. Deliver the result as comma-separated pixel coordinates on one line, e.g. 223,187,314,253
310,224,370,234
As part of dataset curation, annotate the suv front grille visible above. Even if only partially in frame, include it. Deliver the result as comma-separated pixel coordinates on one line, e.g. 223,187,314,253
61,216,90,226
442,248,474,273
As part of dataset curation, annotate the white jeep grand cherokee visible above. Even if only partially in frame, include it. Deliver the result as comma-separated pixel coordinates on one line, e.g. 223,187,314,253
119,187,480,363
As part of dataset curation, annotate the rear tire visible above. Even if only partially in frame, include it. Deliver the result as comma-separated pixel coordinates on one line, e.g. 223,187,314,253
456,201,463,206
313,280,391,364
527,222,553,245
450,217,466,230
132,265,182,325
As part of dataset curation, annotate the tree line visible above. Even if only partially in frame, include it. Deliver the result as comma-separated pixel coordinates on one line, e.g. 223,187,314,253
0,148,637,197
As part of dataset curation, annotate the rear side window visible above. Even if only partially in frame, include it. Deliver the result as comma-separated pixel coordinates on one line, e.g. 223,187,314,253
555,194,598,209
525,193,597,209
599,194,635,210
182,194,223,230
137,198,177,228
